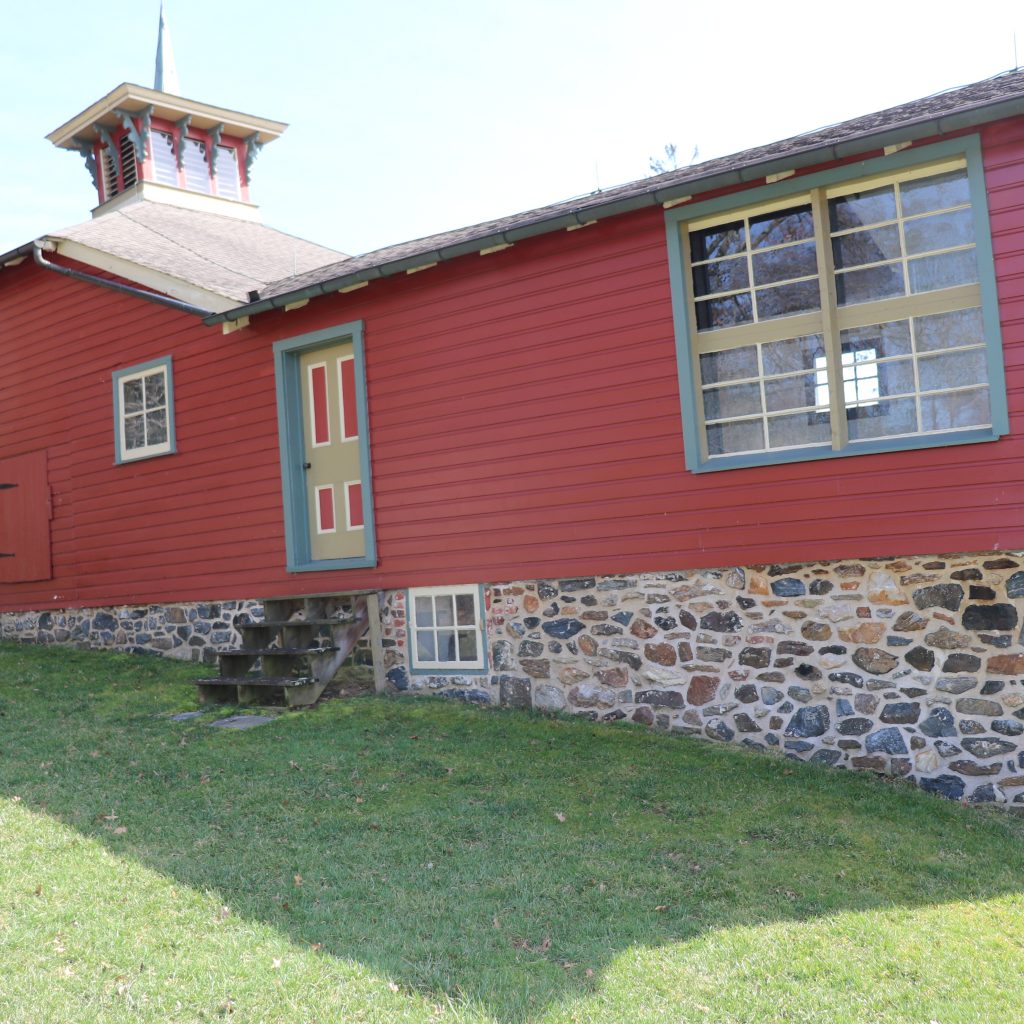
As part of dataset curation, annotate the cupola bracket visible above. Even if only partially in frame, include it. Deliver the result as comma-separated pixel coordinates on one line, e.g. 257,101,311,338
47,9,286,222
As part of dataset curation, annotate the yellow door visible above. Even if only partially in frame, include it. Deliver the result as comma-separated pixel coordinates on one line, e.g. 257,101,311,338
299,342,365,561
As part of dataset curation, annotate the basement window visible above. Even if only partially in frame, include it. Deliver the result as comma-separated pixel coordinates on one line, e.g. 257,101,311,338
113,357,176,463
408,585,486,673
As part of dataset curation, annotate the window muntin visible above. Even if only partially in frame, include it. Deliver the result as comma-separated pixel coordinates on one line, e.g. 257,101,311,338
114,359,174,462
409,586,485,672
829,169,977,307
690,203,820,330
680,157,996,464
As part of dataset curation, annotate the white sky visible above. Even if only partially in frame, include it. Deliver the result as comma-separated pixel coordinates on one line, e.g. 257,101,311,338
1,1,1022,258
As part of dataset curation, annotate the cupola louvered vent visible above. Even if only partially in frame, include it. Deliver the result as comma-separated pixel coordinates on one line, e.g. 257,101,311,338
119,133,138,190
101,144,118,199
100,132,140,200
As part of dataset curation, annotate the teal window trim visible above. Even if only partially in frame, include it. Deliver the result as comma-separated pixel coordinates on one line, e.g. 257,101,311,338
111,355,176,464
664,134,1009,474
273,320,377,572
407,584,489,677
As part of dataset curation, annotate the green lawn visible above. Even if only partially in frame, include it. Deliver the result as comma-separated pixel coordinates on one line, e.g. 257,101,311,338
1,642,1023,1023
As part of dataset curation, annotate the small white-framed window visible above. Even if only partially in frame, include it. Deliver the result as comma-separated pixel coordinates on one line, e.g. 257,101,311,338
814,348,879,410
408,585,486,673
113,357,175,463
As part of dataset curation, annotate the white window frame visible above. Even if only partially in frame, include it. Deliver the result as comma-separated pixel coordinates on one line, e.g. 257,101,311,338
113,357,175,463
408,585,486,674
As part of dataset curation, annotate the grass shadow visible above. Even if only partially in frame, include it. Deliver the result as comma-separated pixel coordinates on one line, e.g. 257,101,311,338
2,643,1024,1021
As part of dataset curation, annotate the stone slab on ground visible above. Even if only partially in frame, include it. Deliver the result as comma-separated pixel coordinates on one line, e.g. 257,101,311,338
169,710,206,721
207,714,277,730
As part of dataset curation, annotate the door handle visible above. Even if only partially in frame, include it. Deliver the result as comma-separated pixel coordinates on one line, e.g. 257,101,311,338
302,462,312,470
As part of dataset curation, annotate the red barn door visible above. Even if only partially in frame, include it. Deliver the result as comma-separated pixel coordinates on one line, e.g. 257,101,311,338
0,450,52,582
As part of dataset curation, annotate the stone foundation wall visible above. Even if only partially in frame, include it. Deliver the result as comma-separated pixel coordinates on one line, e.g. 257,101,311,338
0,601,265,661
380,553,1024,805
8,551,1024,804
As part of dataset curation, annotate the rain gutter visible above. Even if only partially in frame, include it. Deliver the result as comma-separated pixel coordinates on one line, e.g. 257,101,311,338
32,242,212,317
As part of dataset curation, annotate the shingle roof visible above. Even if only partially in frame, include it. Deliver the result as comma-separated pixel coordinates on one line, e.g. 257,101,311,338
225,68,1024,319
51,202,346,304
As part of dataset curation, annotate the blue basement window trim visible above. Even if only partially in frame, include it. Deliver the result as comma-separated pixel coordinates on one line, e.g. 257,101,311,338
112,355,176,464
274,320,377,572
664,134,1008,473
407,584,489,676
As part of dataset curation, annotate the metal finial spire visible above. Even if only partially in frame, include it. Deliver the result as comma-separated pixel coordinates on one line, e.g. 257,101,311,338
154,2,180,94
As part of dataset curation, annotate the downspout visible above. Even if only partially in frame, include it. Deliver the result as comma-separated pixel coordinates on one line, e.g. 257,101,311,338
32,241,212,317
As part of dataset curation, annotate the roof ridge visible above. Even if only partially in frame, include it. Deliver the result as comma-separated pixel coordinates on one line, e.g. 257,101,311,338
241,66,1024,313
117,206,267,284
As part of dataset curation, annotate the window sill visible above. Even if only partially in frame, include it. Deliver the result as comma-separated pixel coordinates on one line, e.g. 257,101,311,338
688,425,1003,474
408,665,490,677
287,553,377,572
114,444,176,465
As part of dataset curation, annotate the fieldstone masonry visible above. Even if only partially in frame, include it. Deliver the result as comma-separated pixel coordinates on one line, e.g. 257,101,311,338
9,551,1024,804
380,553,1024,804
0,600,264,661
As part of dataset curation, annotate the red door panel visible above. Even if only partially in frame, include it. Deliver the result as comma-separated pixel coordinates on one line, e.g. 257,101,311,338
0,450,52,582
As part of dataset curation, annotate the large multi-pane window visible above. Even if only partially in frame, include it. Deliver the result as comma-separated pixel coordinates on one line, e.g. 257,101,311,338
669,143,1005,471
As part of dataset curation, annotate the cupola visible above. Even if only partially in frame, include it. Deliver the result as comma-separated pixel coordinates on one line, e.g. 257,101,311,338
45,5,285,223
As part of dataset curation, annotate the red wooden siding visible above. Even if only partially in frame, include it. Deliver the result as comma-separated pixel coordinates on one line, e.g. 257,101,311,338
1,118,1024,610
0,450,51,582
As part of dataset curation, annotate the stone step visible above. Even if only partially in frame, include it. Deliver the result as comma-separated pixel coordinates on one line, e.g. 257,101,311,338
222,646,340,656
195,674,327,708
195,675,311,688
197,592,375,709
246,618,361,628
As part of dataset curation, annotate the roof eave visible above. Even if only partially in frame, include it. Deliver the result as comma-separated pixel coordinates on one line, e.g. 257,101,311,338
48,82,288,149
194,89,1023,324
0,242,37,268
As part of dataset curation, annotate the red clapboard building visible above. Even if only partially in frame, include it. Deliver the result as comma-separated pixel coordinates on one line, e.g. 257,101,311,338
4,46,1024,801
